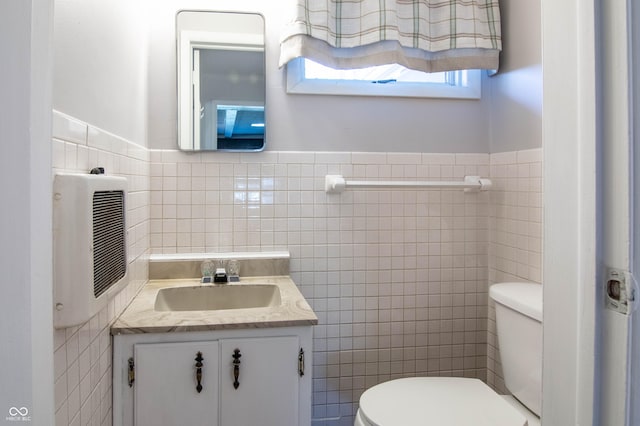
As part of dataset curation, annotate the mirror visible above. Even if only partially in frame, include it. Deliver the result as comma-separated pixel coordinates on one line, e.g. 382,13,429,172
177,11,265,151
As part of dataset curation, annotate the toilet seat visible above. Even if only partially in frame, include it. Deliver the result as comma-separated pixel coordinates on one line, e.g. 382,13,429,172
356,377,527,426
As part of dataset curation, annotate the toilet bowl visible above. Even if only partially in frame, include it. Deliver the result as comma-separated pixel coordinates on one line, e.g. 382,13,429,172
354,377,530,426
355,282,542,426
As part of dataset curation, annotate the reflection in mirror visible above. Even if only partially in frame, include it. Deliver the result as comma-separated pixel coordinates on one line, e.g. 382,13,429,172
177,11,265,151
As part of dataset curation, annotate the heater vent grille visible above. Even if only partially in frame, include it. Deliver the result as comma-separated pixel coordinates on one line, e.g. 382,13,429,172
92,190,126,298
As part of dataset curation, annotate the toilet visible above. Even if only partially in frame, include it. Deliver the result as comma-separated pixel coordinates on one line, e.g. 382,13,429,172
355,282,542,426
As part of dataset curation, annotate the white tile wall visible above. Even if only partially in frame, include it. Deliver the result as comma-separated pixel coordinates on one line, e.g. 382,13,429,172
52,111,150,426
150,150,492,425
49,134,541,425
487,148,543,394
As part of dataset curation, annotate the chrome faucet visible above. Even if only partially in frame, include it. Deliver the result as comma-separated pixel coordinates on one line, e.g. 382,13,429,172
201,259,237,284
213,266,228,283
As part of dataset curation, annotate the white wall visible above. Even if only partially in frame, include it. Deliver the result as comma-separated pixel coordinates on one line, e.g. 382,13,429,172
1,0,55,424
488,0,542,153
147,0,493,153
53,0,149,147
0,0,33,413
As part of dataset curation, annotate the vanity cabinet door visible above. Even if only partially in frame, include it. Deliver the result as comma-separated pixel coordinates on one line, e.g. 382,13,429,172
219,336,300,426
133,341,219,426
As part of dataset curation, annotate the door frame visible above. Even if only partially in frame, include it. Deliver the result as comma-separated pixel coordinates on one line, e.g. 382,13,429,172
543,0,639,425
541,0,599,425
599,0,635,424
629,0,640,423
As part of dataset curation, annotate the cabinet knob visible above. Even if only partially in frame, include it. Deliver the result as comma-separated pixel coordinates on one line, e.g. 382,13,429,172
232,349,242,389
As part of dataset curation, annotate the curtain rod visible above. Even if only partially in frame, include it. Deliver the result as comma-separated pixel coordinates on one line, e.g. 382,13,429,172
325,175,492,194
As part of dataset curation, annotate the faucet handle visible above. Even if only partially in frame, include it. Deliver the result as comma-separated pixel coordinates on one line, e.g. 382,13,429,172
227,260,240,282
201,260,214,284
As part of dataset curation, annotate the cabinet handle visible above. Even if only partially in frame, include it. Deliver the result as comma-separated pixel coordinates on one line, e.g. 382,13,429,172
195,352,204,393
128,358,135,387
232,348,242,389
298,348,305,377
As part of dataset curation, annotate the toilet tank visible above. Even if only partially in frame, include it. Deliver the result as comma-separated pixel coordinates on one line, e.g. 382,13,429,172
490,282,542,416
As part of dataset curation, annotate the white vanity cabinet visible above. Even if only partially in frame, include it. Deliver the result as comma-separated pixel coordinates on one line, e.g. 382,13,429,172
113,327,312,426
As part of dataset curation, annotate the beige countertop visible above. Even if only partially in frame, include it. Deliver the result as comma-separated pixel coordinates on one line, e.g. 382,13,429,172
111,276,318,335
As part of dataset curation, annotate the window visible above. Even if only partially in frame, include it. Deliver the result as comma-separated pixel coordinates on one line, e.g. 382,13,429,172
286,58,481,99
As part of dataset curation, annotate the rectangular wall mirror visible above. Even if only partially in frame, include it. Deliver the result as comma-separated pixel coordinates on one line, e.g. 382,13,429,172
177,11,265,151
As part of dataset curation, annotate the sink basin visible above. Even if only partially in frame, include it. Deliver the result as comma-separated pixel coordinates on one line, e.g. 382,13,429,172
154,284,281,312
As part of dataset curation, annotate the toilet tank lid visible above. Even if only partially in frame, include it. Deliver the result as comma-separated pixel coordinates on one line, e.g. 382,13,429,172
490,282,542,322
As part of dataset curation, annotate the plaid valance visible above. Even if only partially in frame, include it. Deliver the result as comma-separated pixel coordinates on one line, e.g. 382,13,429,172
279,0,502,73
